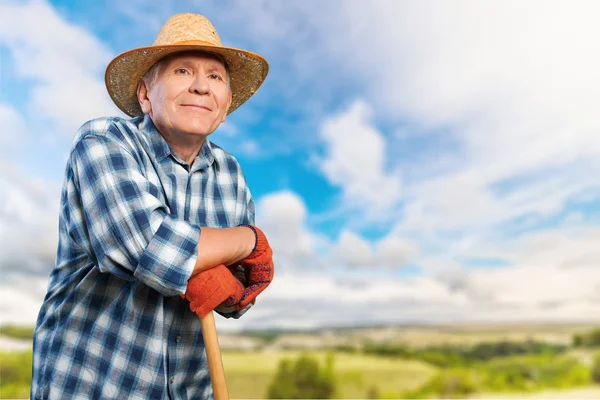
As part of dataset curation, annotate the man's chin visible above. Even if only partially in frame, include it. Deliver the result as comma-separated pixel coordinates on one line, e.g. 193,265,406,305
178,125,214,138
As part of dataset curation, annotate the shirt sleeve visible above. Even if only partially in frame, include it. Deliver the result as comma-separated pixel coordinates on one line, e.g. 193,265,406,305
214,170,257,319
69,133,199,297
240,187,255,225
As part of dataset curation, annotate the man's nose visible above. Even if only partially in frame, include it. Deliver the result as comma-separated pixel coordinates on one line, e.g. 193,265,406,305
190,74,210,95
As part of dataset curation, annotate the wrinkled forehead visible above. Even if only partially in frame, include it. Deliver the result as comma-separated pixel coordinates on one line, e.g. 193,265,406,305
158,50,228,71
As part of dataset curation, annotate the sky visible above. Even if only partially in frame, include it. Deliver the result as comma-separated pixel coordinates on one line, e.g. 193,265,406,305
0,0,599,332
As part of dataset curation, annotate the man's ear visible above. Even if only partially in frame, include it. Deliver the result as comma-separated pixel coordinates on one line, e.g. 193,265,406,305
221,91,233,122
137,80,152,114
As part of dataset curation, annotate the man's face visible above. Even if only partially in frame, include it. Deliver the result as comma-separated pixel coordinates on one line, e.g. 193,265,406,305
138,52,232,139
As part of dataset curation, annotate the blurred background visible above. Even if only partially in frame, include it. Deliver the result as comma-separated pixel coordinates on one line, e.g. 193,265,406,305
0,0,599,398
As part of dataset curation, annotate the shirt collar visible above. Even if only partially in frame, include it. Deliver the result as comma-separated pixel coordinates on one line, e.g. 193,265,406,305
141,114,171,162
192,139,215,172
141,114,215,170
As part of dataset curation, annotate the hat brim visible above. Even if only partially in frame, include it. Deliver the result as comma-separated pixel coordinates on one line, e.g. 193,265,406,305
105,41,269,117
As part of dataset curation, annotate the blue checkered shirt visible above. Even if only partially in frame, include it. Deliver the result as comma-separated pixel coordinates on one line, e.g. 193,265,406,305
31,115,255,399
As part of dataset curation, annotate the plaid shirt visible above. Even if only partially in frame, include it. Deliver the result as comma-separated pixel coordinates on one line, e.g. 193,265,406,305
31,115,254,399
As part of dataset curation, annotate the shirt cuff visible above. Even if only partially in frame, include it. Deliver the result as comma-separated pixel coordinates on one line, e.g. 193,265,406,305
214,302,254,319
134,216,200,296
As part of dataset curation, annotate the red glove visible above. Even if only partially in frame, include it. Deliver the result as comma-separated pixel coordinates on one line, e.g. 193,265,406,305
231,225,275,310
183,264,244,318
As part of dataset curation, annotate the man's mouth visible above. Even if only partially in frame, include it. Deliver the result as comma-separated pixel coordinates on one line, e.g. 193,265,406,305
182,104,212,111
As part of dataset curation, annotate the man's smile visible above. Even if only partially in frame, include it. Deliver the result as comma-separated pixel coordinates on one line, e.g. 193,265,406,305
181,104,212,111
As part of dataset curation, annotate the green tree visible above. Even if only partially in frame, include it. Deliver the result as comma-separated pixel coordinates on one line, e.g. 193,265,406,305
592,352,600,384
267,358,296,399
0,325,34,340
572,328,600,347
588,329,600,347
436,369,478,399
404,368,479,399
267,354,336,399
365,385,380,399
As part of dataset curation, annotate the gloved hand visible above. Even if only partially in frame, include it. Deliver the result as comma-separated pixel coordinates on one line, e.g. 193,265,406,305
183,264,244,318
230,225,275,310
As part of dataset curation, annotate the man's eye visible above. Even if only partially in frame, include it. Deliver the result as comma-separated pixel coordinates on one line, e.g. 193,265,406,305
175,68,190,74
209,73,222,80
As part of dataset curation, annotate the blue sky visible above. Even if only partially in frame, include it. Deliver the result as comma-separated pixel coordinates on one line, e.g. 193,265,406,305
0,0,599,331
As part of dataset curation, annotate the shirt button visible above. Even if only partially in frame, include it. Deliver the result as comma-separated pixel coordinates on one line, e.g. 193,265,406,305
176,336,182,343
170,376,175,384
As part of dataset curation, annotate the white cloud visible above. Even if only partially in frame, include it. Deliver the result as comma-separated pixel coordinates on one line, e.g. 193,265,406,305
255,190,321,272
0,276,49,327
216,257,600,332
376,236,418,267
0,103,28,151
319,100,402,211
468,265,597,308
257,191,307,229
325,1,600,133
336,230,375,267
420,224,600,310
1,179,597,331
396,162,600,240
0,0,119,327
318,0,600,229
511,227,600,269
0,169,60,274
227,0,600,238
0,169,59,328
217,121,238,137
239,140,260,157
0,0,119,134
335,230,418,269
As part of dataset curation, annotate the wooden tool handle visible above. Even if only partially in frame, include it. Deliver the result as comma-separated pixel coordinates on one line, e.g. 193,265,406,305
201,311,229,400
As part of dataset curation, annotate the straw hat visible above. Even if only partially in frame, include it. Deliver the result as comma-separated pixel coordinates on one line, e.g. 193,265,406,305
105,13,269,117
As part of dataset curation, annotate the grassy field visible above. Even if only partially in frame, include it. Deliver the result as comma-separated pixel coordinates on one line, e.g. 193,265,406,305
473,386,600,399
0,348,437,399
1,323,598,399
0,348,438,399
0,350,31,399
222,350,438,399
1,348,598,399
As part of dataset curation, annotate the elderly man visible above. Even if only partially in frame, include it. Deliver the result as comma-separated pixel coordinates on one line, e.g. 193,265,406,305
31,13,274,399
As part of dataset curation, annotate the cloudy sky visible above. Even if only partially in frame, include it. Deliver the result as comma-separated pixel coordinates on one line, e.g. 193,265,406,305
0,0,598,332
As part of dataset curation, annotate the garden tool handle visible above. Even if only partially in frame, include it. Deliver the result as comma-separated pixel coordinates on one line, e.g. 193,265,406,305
201,311,229,400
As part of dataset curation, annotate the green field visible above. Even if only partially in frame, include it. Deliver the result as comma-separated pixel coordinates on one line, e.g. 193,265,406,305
473,386,600,399
1,323,598,399
1,348,599,399
0,350,31,399
222,350,437,398
0,348,437,399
